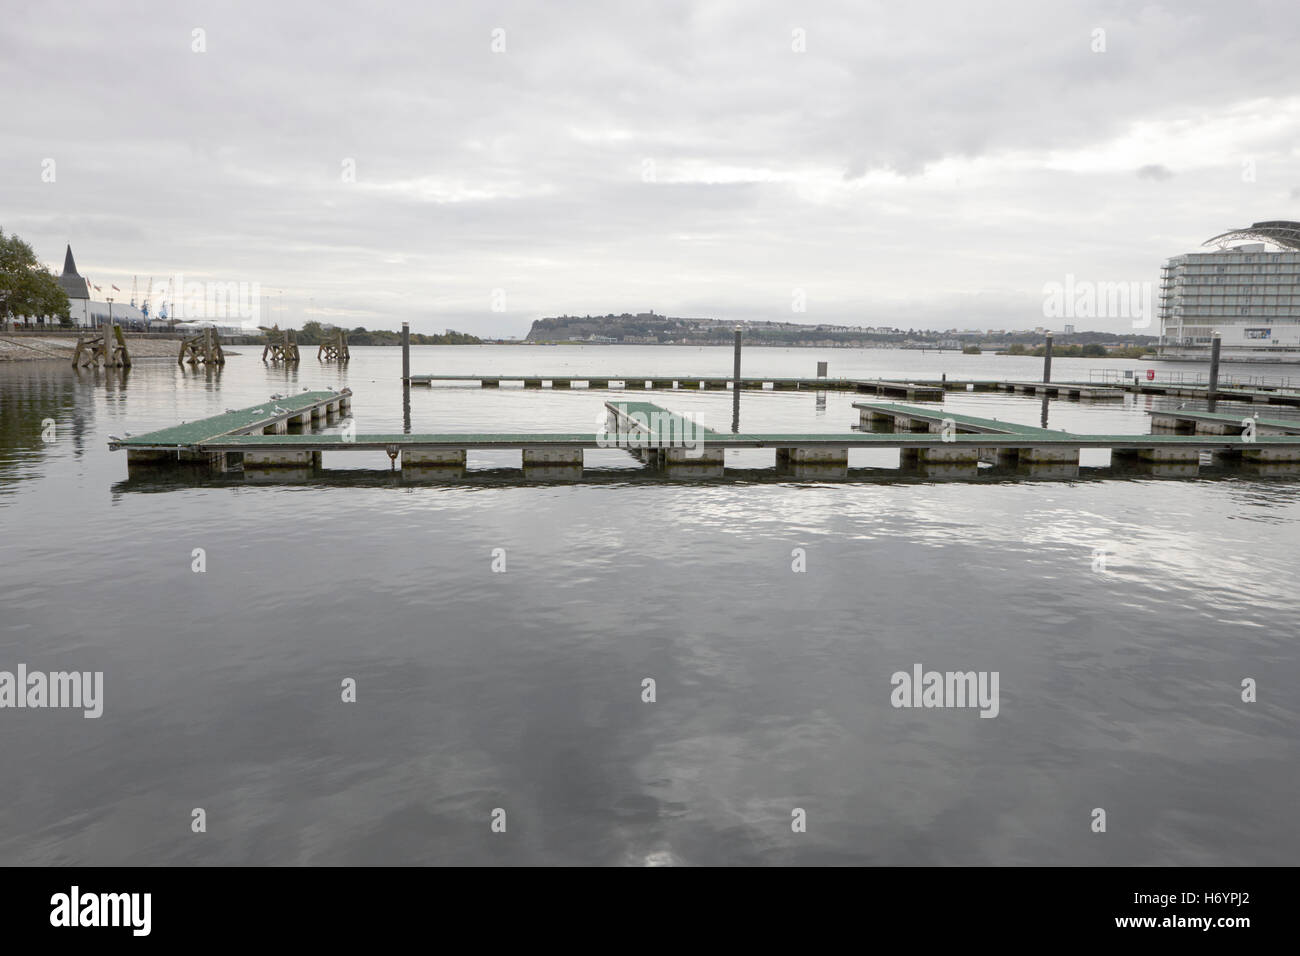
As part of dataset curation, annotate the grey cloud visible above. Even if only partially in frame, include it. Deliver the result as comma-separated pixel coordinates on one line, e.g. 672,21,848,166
2,0,1298,335
1136,164,1174,181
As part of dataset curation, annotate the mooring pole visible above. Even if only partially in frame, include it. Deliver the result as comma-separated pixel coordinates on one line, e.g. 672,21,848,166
401,321,410,383
1207,333,1221,412
732,326,742,433
1042,332,1053,384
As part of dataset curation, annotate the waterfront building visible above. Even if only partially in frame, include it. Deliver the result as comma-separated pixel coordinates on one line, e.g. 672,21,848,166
54,245,145,328
1158,221,1300,362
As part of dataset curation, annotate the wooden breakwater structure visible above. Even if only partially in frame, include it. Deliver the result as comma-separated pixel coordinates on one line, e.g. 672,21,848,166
177,327,225,366
318,328,350,362
110,392,1300,481
71,324,131,368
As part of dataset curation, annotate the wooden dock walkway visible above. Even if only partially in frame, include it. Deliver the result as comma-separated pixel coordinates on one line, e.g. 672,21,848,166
991,381,1123,400
109,393,1300,480
1126,381,1300,405
408,371,1300,405
109,389,351,465
407,373,944,400
1148,408,1300,435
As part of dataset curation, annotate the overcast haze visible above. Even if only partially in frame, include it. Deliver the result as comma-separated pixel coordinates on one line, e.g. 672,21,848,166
3,0,1298,335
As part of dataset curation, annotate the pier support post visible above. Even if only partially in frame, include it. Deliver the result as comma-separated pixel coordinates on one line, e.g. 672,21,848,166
1042,332,1053,384
401,322,410,383
1207,333,1221,412
732,326,742,433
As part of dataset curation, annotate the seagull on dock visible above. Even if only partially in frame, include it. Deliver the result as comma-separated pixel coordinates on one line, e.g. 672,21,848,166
108,435,122,442
270,393,285,401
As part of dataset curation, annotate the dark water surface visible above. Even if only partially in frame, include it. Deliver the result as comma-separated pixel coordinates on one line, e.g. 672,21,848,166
1,345,1297,865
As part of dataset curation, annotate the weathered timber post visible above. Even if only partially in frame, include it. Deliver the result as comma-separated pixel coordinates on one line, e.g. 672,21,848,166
112,324,131,367
1042,332,1053,384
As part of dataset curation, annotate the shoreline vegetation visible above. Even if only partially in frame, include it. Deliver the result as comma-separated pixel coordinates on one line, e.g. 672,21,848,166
294,321,480,347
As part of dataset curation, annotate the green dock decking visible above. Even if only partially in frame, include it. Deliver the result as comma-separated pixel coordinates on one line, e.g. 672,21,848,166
111,390,351,448
110,394,1300,480
853,401,1062,435
1148,408,1300,435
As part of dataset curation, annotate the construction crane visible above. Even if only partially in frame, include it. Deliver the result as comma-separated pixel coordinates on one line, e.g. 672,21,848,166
130,276,139,308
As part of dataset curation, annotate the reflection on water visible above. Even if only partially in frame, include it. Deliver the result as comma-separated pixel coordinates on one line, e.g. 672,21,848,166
1,346,1298,865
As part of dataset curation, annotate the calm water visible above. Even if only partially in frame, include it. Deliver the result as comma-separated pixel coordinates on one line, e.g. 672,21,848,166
1,345,1297,865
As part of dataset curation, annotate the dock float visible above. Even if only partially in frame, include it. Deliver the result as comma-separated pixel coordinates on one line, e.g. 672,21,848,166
992,381,1123,400
109,394,1300,481
108,389,351,468
407,374,944,400
1128,382,1300,405
1148,408,1300,436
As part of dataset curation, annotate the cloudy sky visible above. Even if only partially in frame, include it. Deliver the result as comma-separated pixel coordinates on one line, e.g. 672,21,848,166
3,0,1298,335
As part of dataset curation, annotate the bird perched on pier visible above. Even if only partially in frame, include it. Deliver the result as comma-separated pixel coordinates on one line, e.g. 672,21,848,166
270,393,285,401
107,435,121,443
273,406,286,414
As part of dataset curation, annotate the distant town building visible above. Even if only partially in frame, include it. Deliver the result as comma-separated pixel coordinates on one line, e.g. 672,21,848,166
1159,222,1300,362
1063,324,1075,335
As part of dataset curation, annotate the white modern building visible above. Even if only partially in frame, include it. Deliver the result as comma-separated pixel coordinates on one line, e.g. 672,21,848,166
1158,221,1300,362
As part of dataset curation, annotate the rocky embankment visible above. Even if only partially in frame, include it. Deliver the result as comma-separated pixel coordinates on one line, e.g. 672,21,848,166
0,335,181,362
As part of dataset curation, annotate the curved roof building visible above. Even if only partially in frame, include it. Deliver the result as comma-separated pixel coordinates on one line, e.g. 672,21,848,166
1203,220,1300,251
1158,222,1300,362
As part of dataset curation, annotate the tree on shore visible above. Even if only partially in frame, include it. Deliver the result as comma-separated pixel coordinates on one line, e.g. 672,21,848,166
0,229,70,323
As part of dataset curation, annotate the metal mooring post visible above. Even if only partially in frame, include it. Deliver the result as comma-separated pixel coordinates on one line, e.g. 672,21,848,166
401,322,410,382
1207,333,1221,412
